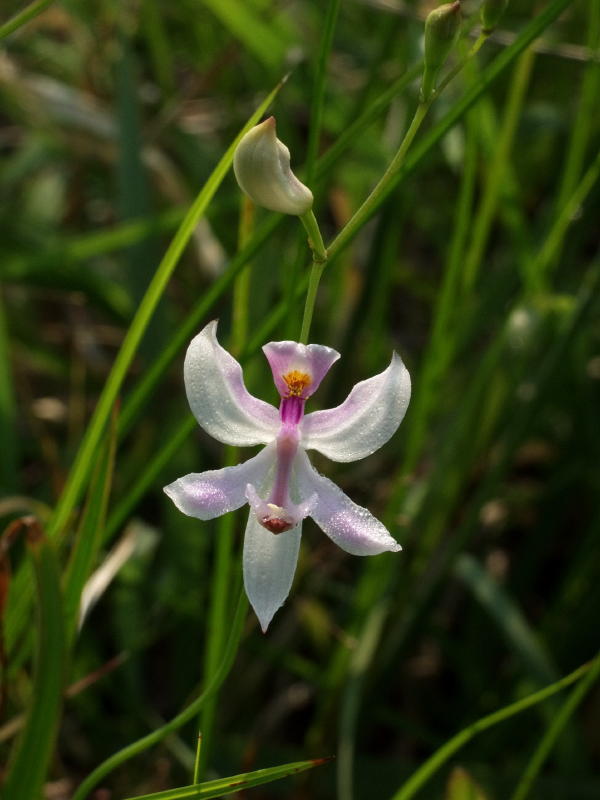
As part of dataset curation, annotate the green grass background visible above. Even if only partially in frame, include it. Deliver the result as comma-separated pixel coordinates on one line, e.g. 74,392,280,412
0,0,599,798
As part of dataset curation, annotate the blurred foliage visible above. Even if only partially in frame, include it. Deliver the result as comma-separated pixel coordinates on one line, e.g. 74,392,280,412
0,0,599,798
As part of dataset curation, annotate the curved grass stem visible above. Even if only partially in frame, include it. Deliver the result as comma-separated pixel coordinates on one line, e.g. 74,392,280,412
390,659,595,800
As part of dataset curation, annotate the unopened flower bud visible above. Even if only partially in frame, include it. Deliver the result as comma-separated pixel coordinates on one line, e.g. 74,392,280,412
233,117,313,216
420,1,462,103
480,0,509,34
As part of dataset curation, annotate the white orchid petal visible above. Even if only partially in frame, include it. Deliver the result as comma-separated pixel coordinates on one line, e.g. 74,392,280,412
296,451,401,555
164,444,276,520
184,321,279,447
243,513,302,632
301,353,411,462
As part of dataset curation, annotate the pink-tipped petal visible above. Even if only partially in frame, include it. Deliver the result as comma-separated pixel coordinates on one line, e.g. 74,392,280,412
301,353,411,462
263,341,340,399
164,444,275,520
296,451,401,555
243,512,302,632
185,321,279,447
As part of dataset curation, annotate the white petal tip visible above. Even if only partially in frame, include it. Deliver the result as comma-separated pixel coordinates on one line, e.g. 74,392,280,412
258,613,275,633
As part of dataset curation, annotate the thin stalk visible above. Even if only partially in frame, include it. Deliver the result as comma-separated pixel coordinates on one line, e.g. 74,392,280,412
390,659,594,800
326,32,489,263
0,0,53,39
300,209,328,263
327,102,429,260
328,0,574,264
72,590,248,800
299,261,327,345
300,94,429,344
510,651,600,800
314,64,422,180
299,210,328,343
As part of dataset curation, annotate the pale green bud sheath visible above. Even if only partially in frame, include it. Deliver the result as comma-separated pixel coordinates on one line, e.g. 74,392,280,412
420,1,462,103
233,116,314,215
481,0,509,34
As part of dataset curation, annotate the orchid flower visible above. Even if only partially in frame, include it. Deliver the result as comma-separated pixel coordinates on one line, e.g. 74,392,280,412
164,321,411,631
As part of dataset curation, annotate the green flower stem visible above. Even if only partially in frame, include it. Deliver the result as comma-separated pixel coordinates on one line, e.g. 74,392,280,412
510,650,600,800
299,260,327,345
327,101,429,263
297,4,566,350
434,32,488,98
300,209,328,263
299,210,328,344
0,0,53,39
390,659,594,800
326,31,489,264
72,589,249,800
298,33,474,349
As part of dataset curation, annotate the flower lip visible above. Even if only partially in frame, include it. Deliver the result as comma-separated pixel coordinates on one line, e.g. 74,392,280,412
263,341,340,400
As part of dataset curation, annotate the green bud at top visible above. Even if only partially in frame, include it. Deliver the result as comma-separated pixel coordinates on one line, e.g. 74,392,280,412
480,0,509,34
233,117,313,216
420,1,462,103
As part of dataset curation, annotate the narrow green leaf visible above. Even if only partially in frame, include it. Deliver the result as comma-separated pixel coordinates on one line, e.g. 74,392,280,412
4,519,65,800
0,0,53,40
124,757,332,800
62,404,119,642
389,659,593,800
200,0,290,69
510,650,600,800
47,74,285,542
